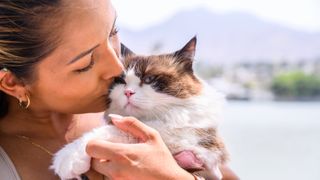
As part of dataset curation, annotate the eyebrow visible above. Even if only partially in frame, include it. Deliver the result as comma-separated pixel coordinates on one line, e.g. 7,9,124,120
67,44,99,65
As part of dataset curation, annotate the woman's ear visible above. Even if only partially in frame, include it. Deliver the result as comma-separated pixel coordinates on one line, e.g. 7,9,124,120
0,70,28,101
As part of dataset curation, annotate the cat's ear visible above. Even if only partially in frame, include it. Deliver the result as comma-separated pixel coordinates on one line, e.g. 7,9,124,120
173,36,197,72
174,36,196,60
121,43,135,57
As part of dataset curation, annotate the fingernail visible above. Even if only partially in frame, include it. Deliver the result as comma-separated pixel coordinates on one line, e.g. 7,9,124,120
108,114,123,121
99,159,107,163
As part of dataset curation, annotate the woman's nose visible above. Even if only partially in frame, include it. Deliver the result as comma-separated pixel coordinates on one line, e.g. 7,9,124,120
102,47,124,80
112,57,124,76
124,89,135,98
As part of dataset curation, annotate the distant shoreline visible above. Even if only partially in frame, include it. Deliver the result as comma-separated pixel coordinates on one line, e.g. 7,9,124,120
227,96,320,102
273,96,320,102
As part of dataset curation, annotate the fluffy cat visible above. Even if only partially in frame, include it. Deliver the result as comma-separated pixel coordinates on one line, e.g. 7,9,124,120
51,36,228,180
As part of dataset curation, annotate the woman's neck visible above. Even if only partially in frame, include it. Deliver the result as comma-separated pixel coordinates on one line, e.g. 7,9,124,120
0,106,75,142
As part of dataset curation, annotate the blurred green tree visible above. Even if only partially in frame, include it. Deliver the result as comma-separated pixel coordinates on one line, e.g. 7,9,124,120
271,71,320,100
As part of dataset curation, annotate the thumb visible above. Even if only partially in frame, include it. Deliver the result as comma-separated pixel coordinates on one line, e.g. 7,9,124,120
174,150,205,172
108,114,158,142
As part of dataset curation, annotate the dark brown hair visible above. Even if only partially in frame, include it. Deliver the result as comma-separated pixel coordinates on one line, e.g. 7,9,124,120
0,0,63,118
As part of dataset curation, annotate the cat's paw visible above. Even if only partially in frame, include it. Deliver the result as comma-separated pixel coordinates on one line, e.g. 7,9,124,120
50,140,91,180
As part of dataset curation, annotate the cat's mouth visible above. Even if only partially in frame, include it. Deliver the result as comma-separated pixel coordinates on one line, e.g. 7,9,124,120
124,102,141,111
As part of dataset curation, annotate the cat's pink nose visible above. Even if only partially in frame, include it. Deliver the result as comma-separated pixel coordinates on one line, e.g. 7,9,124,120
124,89,135,98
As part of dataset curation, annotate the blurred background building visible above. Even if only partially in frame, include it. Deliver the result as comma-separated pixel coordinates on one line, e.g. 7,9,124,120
112,1,320,179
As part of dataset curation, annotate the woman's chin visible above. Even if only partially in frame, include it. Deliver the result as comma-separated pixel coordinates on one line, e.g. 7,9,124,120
78,103,109,114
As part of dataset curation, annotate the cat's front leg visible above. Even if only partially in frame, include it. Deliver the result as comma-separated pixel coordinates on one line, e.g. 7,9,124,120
50,125,132,180
50,136,91,180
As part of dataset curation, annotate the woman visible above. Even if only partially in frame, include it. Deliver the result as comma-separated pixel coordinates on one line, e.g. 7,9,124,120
0,0,238,179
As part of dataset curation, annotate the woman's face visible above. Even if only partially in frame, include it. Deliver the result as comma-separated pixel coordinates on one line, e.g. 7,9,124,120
26,0,123,114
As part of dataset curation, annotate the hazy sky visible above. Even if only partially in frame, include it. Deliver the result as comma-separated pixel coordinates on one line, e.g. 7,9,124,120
112,0,320,32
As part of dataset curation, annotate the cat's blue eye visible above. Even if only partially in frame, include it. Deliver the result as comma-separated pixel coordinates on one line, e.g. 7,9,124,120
143,75,156,84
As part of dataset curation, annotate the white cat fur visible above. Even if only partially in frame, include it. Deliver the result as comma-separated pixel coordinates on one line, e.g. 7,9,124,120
51,69,225,180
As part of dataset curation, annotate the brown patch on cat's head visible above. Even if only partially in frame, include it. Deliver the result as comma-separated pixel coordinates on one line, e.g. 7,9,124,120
121,36,202,98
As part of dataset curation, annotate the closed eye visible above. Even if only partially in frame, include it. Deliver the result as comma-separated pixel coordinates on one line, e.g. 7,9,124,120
109,27,119,38
113,75,126,84
74,53,95,73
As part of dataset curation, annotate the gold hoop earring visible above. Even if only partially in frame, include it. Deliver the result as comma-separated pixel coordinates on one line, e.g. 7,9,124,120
19,94,30,109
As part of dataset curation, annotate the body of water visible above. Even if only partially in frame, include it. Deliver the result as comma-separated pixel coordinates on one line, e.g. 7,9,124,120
220,101,320,180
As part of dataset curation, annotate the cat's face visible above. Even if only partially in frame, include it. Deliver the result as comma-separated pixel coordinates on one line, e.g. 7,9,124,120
108,37,202,118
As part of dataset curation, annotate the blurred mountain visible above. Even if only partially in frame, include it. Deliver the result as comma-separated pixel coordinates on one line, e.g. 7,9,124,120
118,8,320,64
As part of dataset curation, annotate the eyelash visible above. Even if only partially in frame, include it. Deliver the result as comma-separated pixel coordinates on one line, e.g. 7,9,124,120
75,53,95,73
109,27,119,37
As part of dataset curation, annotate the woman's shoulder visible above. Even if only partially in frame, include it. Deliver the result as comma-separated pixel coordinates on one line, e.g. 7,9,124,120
0,146,21,180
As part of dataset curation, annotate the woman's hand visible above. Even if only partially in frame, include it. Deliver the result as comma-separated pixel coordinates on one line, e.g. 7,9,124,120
174,150,205,172
86,115,194,180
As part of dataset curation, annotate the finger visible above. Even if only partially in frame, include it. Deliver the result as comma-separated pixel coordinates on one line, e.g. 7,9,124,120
174,150,205,172
108,114,158,142
86,139,128,160
92,157,126,179
83,169,104,180
91,158,113,178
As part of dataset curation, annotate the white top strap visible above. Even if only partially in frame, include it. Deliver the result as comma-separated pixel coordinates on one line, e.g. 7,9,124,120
0,146,21,180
